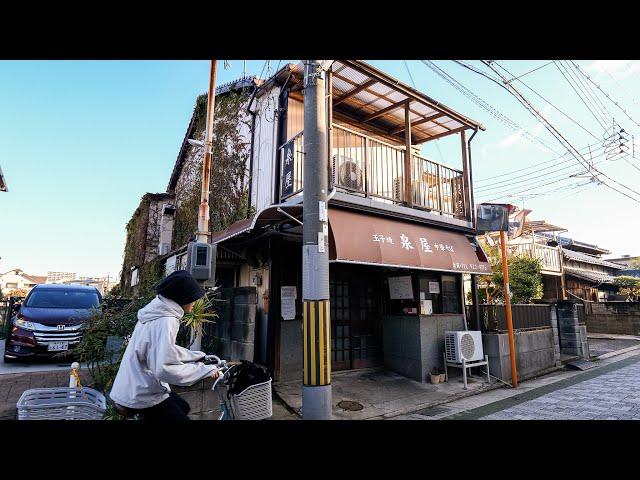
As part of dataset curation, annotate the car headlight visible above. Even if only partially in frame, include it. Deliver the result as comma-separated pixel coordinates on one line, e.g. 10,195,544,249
14,318,36,331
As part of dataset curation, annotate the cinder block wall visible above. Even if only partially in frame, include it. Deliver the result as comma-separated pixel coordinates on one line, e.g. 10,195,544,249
211,287,257,362
556,301,589,359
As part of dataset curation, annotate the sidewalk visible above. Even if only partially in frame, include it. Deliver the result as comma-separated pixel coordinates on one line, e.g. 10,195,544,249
274,367,498,420
390,346,640,420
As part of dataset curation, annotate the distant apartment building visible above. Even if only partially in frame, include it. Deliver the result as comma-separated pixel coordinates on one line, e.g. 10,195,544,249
46,271,77,283
0,269,47,296
61,276,116,296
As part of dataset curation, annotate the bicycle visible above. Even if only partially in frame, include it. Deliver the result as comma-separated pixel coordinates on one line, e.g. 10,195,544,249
203,355,273,421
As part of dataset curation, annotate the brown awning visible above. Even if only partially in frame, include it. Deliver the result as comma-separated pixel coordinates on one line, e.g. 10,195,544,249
210,204,303,244
328,208,491,274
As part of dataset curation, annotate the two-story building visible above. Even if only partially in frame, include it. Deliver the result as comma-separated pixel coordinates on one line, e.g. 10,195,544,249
202,61,491,383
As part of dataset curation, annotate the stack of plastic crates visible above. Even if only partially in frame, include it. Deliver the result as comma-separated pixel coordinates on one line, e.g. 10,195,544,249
228,379,273,420
17,387,106,420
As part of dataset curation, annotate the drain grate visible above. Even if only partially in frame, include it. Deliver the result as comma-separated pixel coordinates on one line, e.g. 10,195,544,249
337,400,363,411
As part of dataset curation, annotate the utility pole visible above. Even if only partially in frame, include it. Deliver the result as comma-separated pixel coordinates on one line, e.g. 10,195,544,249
302,60,332,419
499,230,518,388
197,60,218,244
192,60,217,351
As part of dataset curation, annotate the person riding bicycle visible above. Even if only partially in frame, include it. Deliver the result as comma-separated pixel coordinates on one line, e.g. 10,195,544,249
109,270,221,420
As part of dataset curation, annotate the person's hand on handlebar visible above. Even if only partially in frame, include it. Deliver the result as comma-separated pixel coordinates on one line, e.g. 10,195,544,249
210,367,222,380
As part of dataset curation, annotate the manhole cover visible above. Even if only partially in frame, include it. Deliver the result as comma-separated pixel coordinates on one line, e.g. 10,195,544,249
337,400,363,411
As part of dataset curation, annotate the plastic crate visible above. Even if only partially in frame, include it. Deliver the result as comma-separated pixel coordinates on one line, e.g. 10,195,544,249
17,387,106,420
229,380,273,420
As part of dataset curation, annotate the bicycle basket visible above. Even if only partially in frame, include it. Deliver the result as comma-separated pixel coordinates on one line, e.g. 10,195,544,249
17,387,106,420
229,379,273,420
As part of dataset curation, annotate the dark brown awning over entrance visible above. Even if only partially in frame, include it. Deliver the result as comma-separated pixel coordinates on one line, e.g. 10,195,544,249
328,208,491,274
210,204,303,244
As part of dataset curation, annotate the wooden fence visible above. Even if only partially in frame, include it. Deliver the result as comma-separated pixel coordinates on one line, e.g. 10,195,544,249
467,303,553,332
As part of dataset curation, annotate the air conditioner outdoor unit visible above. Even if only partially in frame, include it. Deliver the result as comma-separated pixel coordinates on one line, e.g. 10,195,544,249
445,331,484,363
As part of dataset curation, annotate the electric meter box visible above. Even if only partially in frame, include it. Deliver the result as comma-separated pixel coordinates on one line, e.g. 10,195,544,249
186,242,216,282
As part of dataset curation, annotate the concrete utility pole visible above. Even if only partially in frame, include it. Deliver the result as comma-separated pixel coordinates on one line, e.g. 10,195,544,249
192,60,217,351
302,60,332,420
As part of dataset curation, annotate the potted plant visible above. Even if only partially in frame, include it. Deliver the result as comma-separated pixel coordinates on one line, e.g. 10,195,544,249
430,368,441,384
439,371,447,383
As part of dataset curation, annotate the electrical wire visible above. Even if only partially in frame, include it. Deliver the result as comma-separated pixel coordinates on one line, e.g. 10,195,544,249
475,141,604,183
422,60,561,155
472,61,640,203
554,60,608,130
475,143,608,190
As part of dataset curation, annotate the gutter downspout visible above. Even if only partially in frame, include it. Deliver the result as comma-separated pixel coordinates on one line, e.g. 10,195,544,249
247,92,257,216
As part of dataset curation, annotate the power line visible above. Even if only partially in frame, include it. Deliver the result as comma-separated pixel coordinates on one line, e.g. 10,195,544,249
485,61,602,142
421,60,561,155
476,143,607,188
475,141,604,183
475,61,640,203
554,60,608,130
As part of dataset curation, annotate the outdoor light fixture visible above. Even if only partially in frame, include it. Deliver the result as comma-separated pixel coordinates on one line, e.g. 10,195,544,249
187,139,204,148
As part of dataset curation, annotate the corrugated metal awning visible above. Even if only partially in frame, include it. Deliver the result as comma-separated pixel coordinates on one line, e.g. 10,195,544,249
328,208,491,274
210,204,303,245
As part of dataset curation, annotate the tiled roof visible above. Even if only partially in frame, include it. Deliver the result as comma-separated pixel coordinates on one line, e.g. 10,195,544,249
563,248,625,269
564,267,617,284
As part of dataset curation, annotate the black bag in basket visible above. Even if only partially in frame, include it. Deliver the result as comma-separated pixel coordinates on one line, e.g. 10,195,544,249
224,360,271,397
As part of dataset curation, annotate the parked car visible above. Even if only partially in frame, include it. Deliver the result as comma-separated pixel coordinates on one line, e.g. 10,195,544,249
3,284,101,362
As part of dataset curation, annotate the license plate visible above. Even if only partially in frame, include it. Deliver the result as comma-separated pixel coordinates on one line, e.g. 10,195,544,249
48,341,69,352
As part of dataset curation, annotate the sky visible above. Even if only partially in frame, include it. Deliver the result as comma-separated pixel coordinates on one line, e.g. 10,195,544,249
1,59,639,279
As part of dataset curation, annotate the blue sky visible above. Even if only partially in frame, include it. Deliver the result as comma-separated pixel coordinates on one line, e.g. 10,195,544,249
1,60,639,278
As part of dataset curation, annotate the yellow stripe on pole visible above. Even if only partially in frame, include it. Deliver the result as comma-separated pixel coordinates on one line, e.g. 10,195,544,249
310,301,316,385
303,301,308,385
325,300,331,384
319,300,325,384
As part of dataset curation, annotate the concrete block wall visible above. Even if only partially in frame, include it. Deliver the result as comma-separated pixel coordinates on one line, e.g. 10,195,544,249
583,302,640,336
483,328,557,382
174,377,221,420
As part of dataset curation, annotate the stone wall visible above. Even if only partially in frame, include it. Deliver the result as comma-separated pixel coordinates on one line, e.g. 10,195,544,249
383,314,465,383
583,302,640,336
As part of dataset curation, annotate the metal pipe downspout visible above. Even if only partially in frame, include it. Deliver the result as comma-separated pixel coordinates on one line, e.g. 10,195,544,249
467,127,481,331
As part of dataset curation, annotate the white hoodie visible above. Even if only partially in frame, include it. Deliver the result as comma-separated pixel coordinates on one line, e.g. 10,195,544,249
109,295,217,409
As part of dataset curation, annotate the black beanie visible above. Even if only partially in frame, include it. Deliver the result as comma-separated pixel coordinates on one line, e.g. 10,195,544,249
156,270,205,306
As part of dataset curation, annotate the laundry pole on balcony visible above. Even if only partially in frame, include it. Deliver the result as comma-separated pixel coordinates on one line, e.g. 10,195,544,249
302,60,333,420
404,100,413,207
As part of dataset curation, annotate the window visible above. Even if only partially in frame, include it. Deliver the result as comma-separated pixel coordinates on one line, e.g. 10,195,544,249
26,289,100,309
441,274,461,314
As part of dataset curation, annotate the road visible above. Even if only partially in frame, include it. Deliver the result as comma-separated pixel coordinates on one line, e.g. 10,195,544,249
0,340,73,375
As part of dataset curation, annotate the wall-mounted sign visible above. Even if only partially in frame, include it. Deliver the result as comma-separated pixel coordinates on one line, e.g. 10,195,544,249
388,276,414,300
281,286,297,320
281,140,295,198
428,281,440,294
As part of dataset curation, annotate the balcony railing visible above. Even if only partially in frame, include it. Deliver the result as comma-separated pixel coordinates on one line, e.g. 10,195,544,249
510,243,562,274
279,124,469,219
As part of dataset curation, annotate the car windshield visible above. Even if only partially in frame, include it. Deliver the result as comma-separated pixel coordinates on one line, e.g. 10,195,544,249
25,289,100,309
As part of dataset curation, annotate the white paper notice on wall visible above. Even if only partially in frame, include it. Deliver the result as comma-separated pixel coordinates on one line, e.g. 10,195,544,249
428,281,440,294
318,232,325,253
420,299,433,315
388,276,414,300
281,286,297,320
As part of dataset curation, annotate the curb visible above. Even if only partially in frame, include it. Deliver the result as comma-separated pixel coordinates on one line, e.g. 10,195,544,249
595,343,640,361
